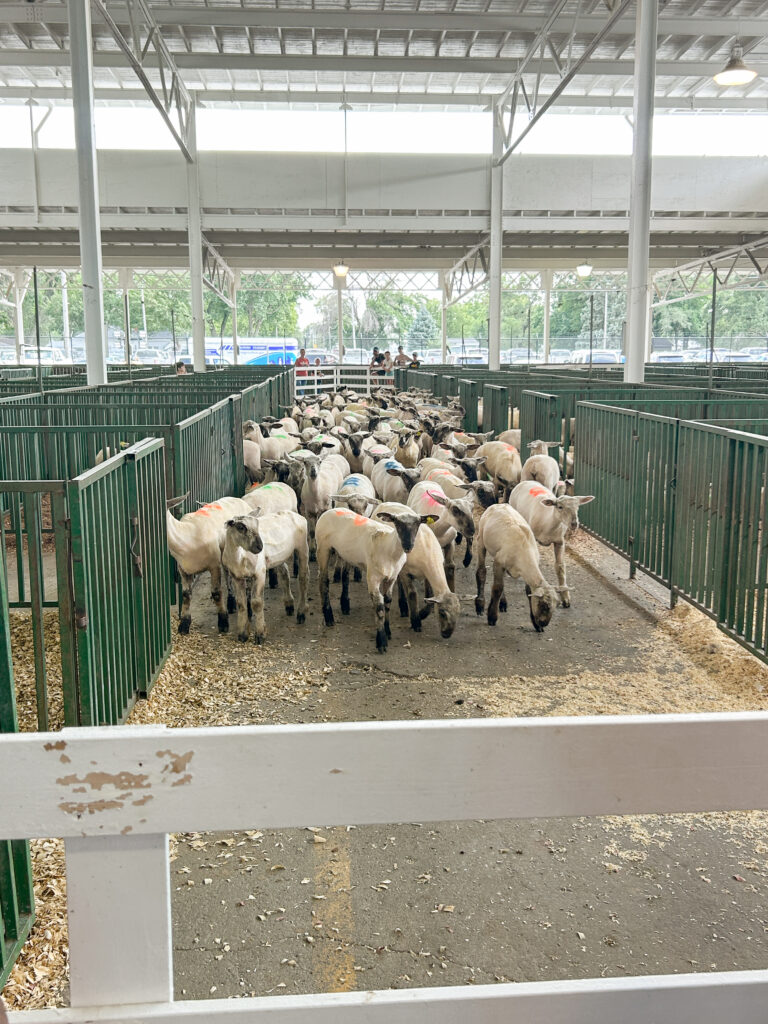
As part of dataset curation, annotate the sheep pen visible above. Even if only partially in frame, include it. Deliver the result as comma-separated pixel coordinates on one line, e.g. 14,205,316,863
6,530,768,1009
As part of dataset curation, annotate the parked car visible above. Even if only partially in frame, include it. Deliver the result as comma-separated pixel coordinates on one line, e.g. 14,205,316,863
571,349,621,364
548,349,573,363
20,346,67,365
651,352,685,363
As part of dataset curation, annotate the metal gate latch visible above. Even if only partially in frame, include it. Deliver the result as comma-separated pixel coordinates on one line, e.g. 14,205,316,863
130,516,144,577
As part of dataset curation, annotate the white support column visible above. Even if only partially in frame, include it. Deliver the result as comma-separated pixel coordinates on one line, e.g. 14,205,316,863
624,0,658,384
488,108,503,372
440,270,448,363
68,0,107,386
542,268,553,364
186,99,206,373
66,833,172,1008
140,288,148,342
13,269,28,363
60,270,71,361
231,270,240,365
336,283,344,365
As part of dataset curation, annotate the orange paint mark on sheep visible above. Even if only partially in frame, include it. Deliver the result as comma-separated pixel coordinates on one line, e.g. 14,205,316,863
353,515,367,526
529,486,549,498
503,444,519,453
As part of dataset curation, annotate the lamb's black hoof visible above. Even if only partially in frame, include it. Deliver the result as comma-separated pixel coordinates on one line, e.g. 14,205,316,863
474,599,484,616
398,598,409,618
254,633,265,645
227,594,236,614
285,604,295,616
410,616,422,632
463,550,473,568
296,612,306,625
268,569,279,590
499,596,508,613
376,629,388,653
323,606,335,626
217,613,229,633
487,613,497,627
237,631,249,643
178,617,191,635
340,596,351,615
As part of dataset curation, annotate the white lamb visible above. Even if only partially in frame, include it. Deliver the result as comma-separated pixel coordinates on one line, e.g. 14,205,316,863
475,504,558,632
221,509,309,644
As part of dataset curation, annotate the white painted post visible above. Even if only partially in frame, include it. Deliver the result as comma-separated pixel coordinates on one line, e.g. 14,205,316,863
60,270,71,361
542,269,552,364
12,269,28,363
140,288,148,342
65,832,172,1008
624,0,658,384
232,271,240,366
488,108,503,372
336,282,344,366
186,100,206,373
67,0,107,386
440,269,448,363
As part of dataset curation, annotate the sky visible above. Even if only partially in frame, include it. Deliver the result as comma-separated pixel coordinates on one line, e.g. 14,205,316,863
4,106,768,156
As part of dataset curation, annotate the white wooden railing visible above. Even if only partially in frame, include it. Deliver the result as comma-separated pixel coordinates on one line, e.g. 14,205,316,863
293,365,395,397
4,713,768,1022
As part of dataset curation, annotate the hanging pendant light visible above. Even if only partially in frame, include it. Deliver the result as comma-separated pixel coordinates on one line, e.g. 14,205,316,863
576,262,593,279
714,43,757,87
332,261,349,279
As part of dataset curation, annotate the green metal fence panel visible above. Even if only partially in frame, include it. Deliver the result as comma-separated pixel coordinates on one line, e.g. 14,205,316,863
672,424,735,625
458,379,480,431
173,397,242,513
0,539,35,990
125,440,172,697
631,412,679,588
482,384,510,436
576,402,637,559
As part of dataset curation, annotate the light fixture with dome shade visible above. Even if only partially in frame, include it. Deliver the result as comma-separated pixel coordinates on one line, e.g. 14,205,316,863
714,43,758,87
332,261,349,279
576,262,593,279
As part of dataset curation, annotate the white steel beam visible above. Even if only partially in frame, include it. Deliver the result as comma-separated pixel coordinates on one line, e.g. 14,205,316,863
6,4,768,38
542,267,552,363
497,0,635,164
68,0,107,385
12,268,29,361
444,236,490,307
89,0,194,162
0,50,763,79
488,110,503,372
440,269,448,363
185,100,205,373
625,0,659,384
0,85,766,111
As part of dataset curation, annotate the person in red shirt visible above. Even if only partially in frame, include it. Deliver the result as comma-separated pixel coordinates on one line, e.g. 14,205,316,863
294,347,310,394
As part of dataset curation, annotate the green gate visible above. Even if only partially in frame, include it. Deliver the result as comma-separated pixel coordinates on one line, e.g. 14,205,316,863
0,546,35,989
68,438,171,725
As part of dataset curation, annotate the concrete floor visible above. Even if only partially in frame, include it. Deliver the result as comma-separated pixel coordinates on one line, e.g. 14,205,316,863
158,534,768,1001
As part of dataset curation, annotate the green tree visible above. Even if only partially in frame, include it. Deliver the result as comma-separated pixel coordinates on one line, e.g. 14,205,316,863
407,305,438,346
